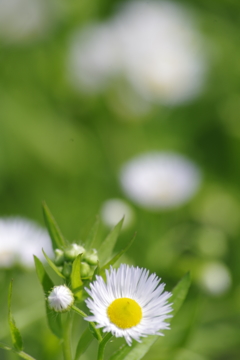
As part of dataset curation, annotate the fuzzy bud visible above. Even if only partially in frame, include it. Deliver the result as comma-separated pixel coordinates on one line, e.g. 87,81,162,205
81,262,92,278
62,262,72,277
54,249,65,266
48,285,74,312
64,243,85,261
83,249,99,265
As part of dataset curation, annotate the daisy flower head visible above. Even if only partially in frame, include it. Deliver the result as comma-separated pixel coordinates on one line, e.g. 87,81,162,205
85,264,172,345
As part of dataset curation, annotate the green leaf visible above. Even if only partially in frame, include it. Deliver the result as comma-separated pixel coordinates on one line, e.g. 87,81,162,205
42,249,65,279
34,256,62,338
84,216,100,249
74,327,93,360
98,218,124,264
8,281,23,351
171,272,191,317
0,343,37,360
100,233,136,275
71,254,83,300
109,273,191,360
42,201,66,250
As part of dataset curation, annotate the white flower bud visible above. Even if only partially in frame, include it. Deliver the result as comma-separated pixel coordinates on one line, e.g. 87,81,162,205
64,243,85,261
48,285,74,312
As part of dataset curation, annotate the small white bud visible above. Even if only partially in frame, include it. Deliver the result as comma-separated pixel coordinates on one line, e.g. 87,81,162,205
48,285,74,312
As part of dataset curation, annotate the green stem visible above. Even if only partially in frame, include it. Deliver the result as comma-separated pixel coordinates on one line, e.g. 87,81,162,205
97,333,112,360
72,305,102,342
62,314,73,360
0,342,37,360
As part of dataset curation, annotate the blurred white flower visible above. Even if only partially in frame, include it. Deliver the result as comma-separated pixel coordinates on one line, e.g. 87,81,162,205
0,217,53,268
198,262,232,296
67,23,120,92
0,0,53,43
115,1,205,105
100,198,135,229
67,1,206,105
120,152,201,210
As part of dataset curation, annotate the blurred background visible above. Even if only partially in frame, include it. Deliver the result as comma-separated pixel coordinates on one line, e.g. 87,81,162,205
0,0,240,359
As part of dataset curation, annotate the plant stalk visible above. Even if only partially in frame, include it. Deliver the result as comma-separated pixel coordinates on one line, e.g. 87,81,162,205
62,313,73,360
97,333,112,360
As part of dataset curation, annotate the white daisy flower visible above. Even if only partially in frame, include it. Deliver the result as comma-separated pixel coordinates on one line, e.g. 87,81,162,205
120,152,202,210
0,217,53,268
48,285,74,312
85,264,172,345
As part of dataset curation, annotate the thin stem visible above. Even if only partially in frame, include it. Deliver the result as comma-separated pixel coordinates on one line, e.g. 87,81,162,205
0,342,37,360
62,313,73,360
72,305,102,342
97,333,113,360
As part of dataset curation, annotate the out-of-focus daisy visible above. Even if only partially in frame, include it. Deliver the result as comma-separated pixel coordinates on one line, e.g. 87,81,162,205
198,262,232,296
67,1,206,106
0,0,53,43
115,1,205,105
120,152,201,210
67,23,120,92
100,198,135,229
85,264,172,345
0,217,52,268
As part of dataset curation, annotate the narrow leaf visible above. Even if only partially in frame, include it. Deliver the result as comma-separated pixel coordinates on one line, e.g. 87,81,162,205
84,216,100,249
71,254,83,300
42,249,65,279
98,218,124,264
42,201,66,249
34,256,62,338
109,272,191,360
74,327,93,360
8,281,23,351
171,272,191,317
100,233,136,275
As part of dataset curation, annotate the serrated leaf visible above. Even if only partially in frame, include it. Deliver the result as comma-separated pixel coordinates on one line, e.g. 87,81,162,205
109,272,191,360
8,281,23,351
34,256,62,338
98,218,124,264
74,327,93,360
171,272,191,317
0,342,36,360
42,201,66,250
84,216,100,249
71,254,83,300
100,233,136,275
42,249,65,279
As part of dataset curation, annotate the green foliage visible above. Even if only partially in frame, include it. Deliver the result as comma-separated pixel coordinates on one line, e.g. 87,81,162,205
98,218,124,264
71,254,83,300
42,201,67,250
34,256,62,338
8,281,23,351
42,249,66,279
74,327,94,360
100,233,136,275
84,216,100,250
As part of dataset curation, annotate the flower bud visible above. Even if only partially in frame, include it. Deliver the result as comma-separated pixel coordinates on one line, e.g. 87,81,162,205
54,249,65,266
64,243,85,261
83,249,99,265
81,262,92,278
48,285,74,312
62,262,72,277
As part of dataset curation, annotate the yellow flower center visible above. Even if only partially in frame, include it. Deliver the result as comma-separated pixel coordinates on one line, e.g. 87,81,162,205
107,297,142,329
